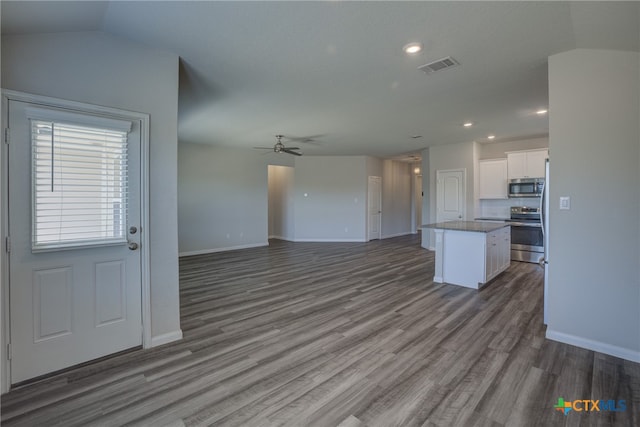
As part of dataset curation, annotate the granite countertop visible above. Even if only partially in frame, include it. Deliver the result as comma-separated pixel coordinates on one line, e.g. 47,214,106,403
421,220,510,233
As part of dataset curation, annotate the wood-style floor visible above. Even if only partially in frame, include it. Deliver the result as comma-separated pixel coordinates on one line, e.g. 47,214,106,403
2,235,639,426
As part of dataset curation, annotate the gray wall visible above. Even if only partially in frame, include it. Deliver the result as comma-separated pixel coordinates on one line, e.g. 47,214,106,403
1,31,182,342
178,144,293,254
420,149,431,248
548,48,640,360
179,152,413,248
268,165,295,240
478,136,549,160
366,156,383,178
293,156,368,241
381,160,412,238
426,141,476,248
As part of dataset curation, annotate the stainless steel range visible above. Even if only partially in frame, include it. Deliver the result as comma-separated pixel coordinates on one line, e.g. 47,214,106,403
508,206,544,263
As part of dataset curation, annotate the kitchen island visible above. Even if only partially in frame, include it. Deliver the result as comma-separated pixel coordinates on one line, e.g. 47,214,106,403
422,221,510,289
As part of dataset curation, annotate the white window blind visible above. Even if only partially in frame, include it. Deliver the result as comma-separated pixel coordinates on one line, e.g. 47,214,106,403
31,119,129,251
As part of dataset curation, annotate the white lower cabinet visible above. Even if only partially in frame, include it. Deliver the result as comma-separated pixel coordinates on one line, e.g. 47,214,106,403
436,225,510,289
485,226,511,282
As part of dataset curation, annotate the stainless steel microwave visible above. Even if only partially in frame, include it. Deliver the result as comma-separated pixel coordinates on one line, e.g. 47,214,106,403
508,178,544,198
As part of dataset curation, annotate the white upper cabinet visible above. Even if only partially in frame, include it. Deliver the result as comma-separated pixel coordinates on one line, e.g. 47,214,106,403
507,149,548,179
478,159,508,199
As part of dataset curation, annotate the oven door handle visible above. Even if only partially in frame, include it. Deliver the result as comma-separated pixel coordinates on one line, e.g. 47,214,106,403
508,222,542,228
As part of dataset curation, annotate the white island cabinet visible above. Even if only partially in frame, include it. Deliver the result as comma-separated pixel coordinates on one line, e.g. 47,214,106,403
423,221,510,289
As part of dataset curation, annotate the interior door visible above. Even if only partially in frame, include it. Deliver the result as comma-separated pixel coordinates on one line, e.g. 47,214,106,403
368,176,382,240
436,169,465,222
7,99,143,384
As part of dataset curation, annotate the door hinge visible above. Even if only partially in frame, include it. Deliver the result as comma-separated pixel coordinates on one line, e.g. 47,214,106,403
5,236,11,253
7,343,11,360
4,128,9,144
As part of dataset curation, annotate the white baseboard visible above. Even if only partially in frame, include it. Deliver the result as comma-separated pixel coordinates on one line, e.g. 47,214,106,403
150,329,183,347
293,238,367,243
546,329,640,363
179,242,268,257
381,232,413,239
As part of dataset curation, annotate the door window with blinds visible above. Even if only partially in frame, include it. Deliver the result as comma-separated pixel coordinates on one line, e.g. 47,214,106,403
28,107,132,251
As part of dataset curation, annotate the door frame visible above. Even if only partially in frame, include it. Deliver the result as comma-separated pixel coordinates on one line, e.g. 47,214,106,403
367,176,382,241
1,90,152,392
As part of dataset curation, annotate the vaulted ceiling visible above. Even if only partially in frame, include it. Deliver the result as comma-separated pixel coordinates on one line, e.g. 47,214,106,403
2,1,639,157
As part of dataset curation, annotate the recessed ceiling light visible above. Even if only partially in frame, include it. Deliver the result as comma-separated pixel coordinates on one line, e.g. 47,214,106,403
463,122,473,127
487,135,495,140
403,42,423,55
536,109,548,115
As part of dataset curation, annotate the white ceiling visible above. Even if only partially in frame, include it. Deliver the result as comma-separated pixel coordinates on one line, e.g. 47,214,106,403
2,1,639,158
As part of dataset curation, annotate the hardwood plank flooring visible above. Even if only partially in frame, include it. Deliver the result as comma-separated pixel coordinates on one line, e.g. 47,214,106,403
2,235,639,426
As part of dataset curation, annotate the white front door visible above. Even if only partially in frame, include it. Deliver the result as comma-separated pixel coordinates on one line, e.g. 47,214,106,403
368,176,382,240
7,98,143,384
436,169,465,222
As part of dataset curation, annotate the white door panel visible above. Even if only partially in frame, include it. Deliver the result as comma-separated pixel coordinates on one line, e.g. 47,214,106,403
437,169,465,222
8,99,143,384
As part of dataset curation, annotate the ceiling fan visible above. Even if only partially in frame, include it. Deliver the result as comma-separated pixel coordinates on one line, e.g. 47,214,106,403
254,134,302,156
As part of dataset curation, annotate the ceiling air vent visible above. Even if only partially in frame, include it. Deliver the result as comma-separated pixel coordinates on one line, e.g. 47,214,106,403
418,56,459,74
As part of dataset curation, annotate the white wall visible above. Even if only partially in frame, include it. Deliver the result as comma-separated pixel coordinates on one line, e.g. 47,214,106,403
547,48,640,361
293,156,368,242
381,160,412,238
178,144,293,254
268,165,295,240
1,32,182,349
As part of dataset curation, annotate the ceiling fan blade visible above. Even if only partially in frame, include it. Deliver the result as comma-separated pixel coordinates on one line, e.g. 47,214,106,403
283,148,302,156
284,147,300,150
282,134,326,143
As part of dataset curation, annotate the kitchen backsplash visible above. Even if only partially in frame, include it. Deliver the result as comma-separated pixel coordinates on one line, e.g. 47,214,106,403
478,197,540,219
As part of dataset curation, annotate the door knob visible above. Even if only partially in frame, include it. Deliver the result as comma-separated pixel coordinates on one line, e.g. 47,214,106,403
128,242,139,250
129,226,138,235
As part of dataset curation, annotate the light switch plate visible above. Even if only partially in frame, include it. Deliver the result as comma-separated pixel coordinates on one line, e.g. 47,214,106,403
559,196,571,210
